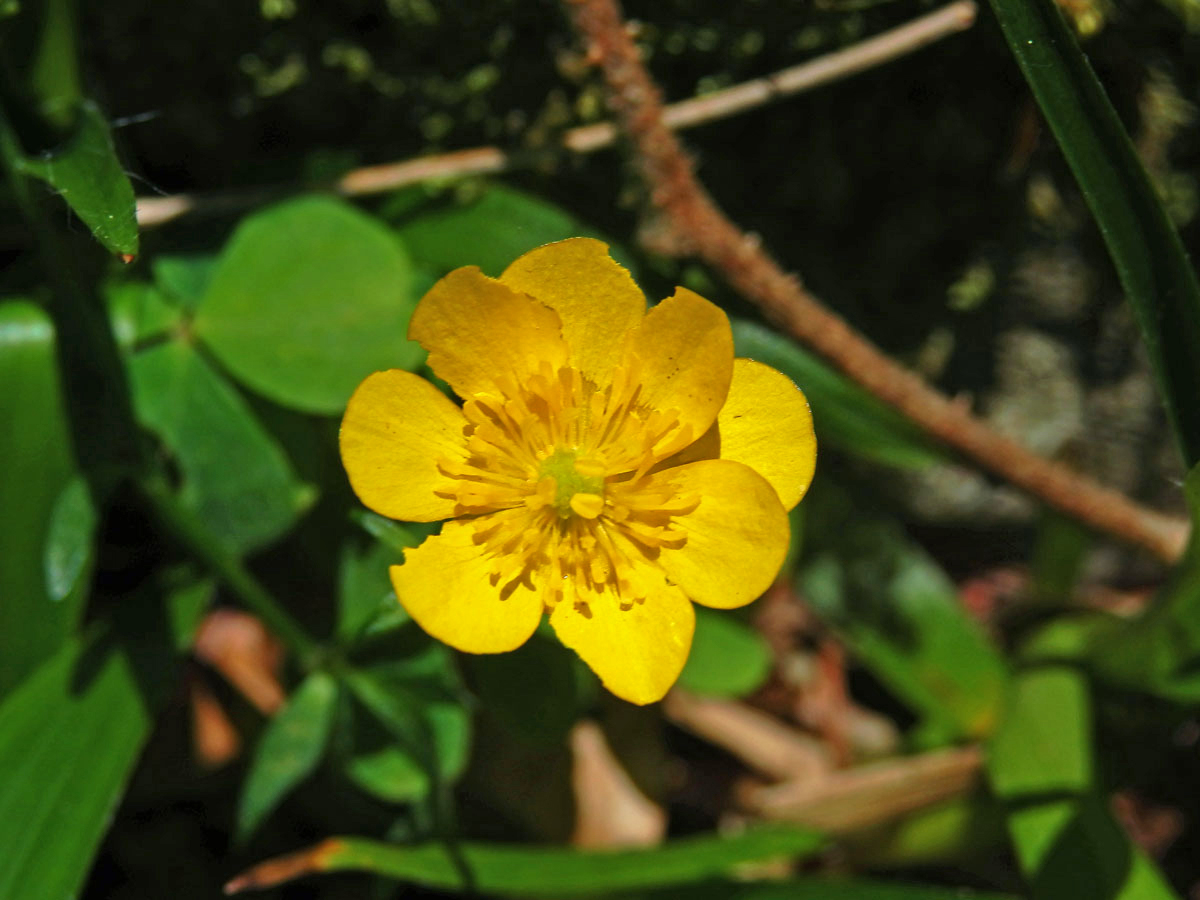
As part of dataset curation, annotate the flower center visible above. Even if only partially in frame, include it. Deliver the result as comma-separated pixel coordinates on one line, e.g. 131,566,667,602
538,448,606,519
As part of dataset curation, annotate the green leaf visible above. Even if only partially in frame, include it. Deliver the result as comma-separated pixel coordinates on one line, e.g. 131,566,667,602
151,253,218,311
988,0,1200,465
731,320,949,470
626,878,1016,899
42,475,96,603
234,825,825,896
0,580,210,900
336,538,408,644
800,486,1007,742
18,101,138,257
128,338,312,554
989,667,1092,800
342,636,471,804
1030,508,1091,603
1084,461,1200,701
28,0,81,128
677,608,772,698
194,195,421,414
106,281,182,349
391,182,636,277
237,671,339,842
987,667,1179,900
0,300,87,697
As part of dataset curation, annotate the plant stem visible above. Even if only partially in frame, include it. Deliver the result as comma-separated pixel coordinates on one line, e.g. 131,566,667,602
140,475,322,669
563,0,1189,563
0,99,141,494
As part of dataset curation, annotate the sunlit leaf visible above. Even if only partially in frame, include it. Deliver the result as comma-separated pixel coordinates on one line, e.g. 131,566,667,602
129,339,313,554
390,183,636,277
624,877,1016,899
0,300,86,697
151,253,218,311
0,580,210,900
228,825,825,896
18,101,138,257
106,281,182,349
194,195,422,413
677,608,772,699
987,667,1178,899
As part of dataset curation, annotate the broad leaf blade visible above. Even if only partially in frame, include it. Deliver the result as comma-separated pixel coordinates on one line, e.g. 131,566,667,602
128,339,312,554
0,300,87,697
988,0,1200,465
18,101,138,257
677,608,772,699
229,826,825,896
0,581,209,900
194,196,421,414
987,667,1178,899
237,671,339,841
626,878,1016,899
390,183,635,277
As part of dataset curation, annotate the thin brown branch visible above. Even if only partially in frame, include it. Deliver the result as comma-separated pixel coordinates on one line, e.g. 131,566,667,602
135,3,976,229
563,0,1190,563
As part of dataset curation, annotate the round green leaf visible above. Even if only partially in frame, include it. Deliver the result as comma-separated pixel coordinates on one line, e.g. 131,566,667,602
194,196,422,413
678,608,772,699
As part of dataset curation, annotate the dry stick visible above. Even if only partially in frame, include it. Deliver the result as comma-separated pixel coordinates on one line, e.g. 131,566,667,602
135,3,978,229
564,0,1189,563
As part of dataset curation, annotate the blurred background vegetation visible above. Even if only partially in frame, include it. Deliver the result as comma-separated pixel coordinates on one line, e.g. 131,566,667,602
5,0,1200,897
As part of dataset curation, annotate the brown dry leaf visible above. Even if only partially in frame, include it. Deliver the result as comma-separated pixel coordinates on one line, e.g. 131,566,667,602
189,675,242,768
193,608,286,714
663,689,832,783
740,745,983,834
570,720,666,849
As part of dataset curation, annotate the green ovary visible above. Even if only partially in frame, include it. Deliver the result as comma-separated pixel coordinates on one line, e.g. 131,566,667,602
539,448,605,519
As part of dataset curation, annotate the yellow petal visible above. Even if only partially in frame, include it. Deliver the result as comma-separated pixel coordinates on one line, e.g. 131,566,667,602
650,459,789,609
500,238,645,387
549,578,694,705
340,369,468,522
672,359,816,511
408,265,568,398
624,288,733,455
391,519,544,653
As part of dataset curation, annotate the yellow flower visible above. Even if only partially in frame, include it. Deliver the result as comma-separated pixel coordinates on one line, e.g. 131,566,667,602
340,238,816,705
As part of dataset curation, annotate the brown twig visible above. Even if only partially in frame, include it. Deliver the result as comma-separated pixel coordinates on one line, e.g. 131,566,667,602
563,0,1189,563
135,3,977,229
